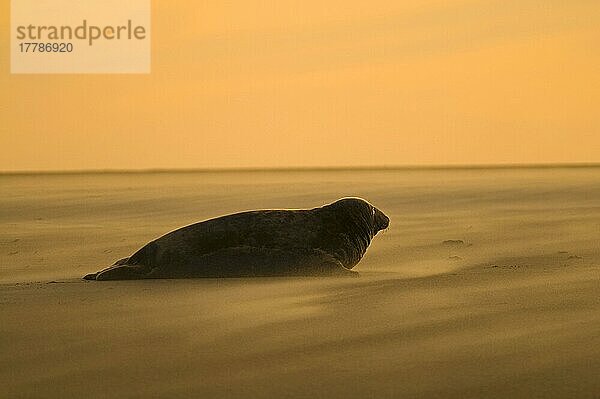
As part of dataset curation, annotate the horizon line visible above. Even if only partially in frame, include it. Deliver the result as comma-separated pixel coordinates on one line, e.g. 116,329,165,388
1,162,599,176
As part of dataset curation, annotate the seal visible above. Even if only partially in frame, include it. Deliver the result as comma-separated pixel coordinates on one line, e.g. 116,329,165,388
83,197,389,280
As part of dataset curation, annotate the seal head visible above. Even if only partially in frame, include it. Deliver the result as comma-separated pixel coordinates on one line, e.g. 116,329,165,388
316,198,389,269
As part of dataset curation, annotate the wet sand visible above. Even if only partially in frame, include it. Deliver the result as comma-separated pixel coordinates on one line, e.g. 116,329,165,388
1,167,599,398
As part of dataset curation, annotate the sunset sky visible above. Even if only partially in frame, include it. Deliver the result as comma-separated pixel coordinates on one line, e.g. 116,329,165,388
1,0,599,171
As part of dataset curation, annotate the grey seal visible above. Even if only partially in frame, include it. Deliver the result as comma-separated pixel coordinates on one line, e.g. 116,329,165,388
83,197,389,280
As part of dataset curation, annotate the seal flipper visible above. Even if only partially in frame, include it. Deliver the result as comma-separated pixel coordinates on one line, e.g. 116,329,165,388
113,257,130,266
310,251,359,277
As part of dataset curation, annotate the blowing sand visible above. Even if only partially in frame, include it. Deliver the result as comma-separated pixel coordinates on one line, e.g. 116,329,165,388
1,167,599,398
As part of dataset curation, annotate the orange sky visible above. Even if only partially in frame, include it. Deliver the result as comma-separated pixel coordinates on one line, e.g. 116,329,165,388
1,0,599,171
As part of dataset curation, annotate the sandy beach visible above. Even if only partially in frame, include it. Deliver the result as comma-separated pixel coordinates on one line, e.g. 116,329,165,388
1,167,599,398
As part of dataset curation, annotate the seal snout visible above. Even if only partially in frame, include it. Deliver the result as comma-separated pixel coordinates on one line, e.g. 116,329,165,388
374,208,390,232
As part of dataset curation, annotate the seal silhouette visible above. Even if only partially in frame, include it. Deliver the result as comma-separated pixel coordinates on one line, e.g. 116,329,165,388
83,198,390,280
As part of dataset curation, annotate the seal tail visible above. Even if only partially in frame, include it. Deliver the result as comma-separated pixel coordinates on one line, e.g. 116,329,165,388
95,263,150,280
83,272,98,280
82,257,130,280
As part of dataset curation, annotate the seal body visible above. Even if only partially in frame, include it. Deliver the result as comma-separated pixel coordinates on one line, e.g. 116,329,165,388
83,198,390,280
